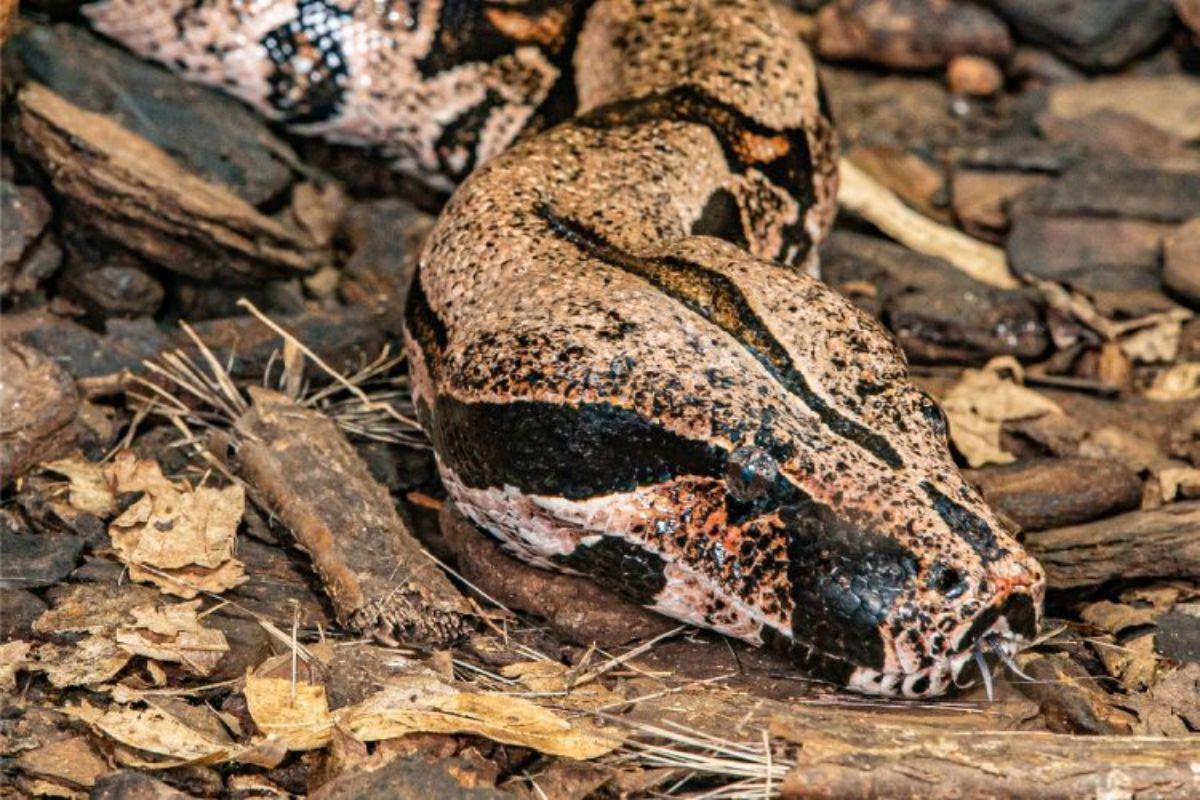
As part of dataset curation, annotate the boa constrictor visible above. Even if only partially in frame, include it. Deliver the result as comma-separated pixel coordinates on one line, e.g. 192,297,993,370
86,0,1045,698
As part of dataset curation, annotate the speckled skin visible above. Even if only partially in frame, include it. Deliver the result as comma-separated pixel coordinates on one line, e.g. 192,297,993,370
88,0,1046,697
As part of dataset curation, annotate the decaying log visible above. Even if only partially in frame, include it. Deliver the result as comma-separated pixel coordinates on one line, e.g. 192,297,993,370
775,716,1200,799
1025,501,1200,589
13,83,322,284
234,388,471,645
440,502,676,648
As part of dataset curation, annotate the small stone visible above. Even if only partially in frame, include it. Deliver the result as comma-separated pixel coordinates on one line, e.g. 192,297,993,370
966,457,1143,531
983,0,1175,70
947,55,1003,97
817,0,1012,70
1164,218,1200,308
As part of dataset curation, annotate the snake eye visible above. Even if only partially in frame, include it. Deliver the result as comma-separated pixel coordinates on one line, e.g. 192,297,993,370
928,562,967,599
725,446,778,501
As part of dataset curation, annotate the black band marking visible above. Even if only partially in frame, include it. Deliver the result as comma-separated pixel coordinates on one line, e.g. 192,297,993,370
261,0,351,125
432,394,728,499
921,482,1005,562
553,535,668,606
537,204,904,470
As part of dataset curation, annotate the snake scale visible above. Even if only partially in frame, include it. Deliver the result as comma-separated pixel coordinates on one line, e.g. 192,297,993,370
86,0,1046,697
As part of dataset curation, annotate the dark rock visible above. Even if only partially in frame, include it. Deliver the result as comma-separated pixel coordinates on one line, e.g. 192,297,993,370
966,457,1142,532
0,520,84,590
311,754,506,800
1010,164,1200,224
90,771,190,800
955,136,1081,176
0,589,48,640
339,198,435,336
1009,47,1085,87
1164,218,1200,308
1154,609,1200,663
1,312,168,380
1,179,61,297
1037,110,1186,166
0,341,80,484
983,0,1175,70
59,262,164,320
8,24,294,207
1006,216,1178,318
817,0,1012,69
821,231,1048,363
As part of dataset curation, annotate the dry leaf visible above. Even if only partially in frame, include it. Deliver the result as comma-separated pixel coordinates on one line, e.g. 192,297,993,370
244,675,333,751
14,736,110,792
1145,363,1200,402
33,583,160,636
104,451,246,598
0,640,32,691
340,676,622,760
42,455,117,517
941,358,1063,467
34,635,132,688
90,704,231,765
115,601,229,676
501,661,572,693
1120,316,1185,364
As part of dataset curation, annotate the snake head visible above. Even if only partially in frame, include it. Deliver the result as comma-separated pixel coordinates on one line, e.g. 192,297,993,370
767,420,1047,699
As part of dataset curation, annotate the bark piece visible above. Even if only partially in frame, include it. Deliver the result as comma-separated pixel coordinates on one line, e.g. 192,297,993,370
1025,502,1200,589
9,24,296,207
59,262,165,321
440,502,676,649
1011,164,1200,224
1006,216,1179,318
91,771,191,800
966,457,1142,531
14,83,321,284
821,231,1046,364
951,169,1050,240
311,754,506,800
0,178,60,297
0,341,80,485
775,717,1198,799
817,0,1011,69
234,388,471,644
0,524,84,590
1164,217,1200,308
1046,75,1200,142
982,0,1174,70
1037,109,1186,165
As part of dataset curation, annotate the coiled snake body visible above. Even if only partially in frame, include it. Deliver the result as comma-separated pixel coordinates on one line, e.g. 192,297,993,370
88,0,1046,697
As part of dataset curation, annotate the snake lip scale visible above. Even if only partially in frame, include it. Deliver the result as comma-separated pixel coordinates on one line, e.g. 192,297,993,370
86,0,1047,698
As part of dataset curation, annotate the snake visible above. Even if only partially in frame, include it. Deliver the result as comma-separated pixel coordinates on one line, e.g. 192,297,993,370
85,0,1046,698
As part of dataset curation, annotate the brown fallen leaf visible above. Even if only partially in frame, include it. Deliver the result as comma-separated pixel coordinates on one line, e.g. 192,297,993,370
0,640,32,691
33,635,132,689
243,675,333,752
42,455,117,517
32,583,160,637
115,601,229,677
339,675,622,760
105,451,246,598
942,357,1063,467
1145,363,1200,402
14,736,110,793
86,703,232,765
1128,663,1200,736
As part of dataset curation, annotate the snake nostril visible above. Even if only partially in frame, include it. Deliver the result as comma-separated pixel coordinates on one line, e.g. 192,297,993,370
928,562,968,598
